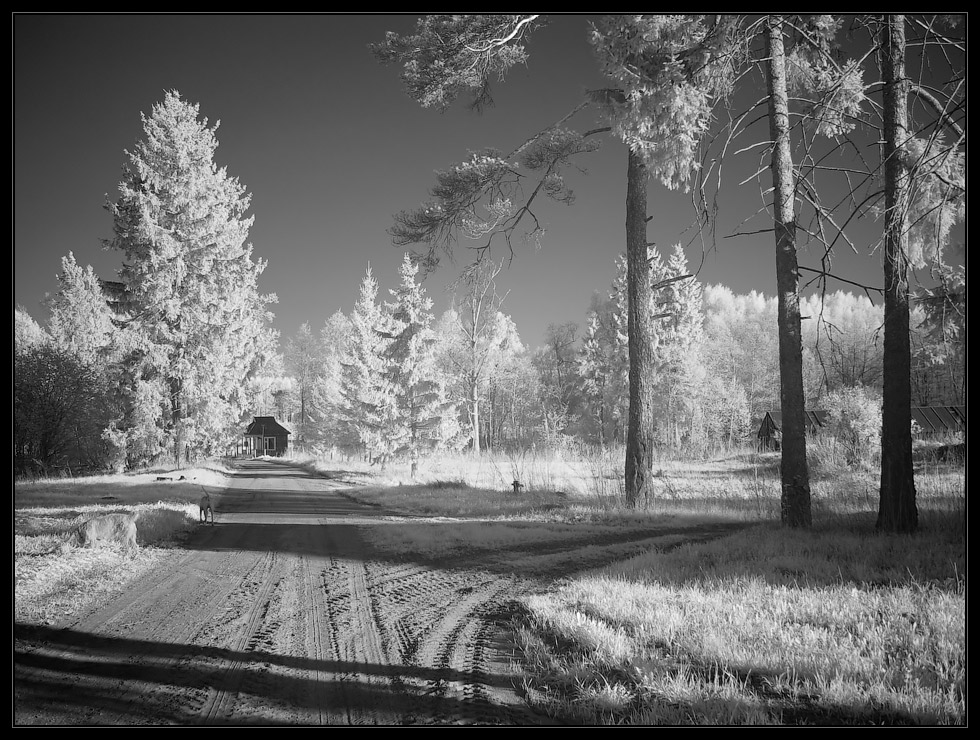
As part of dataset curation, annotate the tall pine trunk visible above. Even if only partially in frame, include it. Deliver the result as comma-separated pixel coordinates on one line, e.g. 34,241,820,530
765,15,812,528
877,14,918,533
624,148,656,507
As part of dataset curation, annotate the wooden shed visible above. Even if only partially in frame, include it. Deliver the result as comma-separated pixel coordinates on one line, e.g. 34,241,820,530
911,406,966,437
242,416,291,457
757,410,828,451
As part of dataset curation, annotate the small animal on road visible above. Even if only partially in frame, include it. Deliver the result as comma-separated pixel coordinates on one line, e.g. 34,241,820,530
199,491,214,525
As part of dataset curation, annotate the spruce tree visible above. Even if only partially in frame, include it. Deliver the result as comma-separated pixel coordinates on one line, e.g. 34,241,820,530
385,253,454,476
340,266,395,464
47,252,119,367
104,90,276,463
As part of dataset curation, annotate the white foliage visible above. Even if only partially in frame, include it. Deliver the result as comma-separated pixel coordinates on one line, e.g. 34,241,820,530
104,90,277,459
590,15,738,191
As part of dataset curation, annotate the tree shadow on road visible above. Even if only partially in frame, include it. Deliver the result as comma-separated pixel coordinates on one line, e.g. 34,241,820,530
14,622,555,726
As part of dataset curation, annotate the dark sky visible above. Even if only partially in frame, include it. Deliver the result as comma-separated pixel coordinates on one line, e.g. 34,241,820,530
13,13,907,349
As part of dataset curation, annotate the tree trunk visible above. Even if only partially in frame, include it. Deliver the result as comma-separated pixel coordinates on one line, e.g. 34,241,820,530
624,148,656,508
877,14,918,533
765,16,812,528
470,378,481,455
170,374,183,469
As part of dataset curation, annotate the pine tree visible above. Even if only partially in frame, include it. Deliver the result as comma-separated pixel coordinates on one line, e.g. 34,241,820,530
47,252,119,367
762,15,813,527
104,91,277,463
14,307,50,352
385,253,455,476
578,310,612,445
44,252,128,470
311,310,352,451
340,266,396,464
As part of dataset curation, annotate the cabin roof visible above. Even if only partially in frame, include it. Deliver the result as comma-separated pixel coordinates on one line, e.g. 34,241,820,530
244,416,292,437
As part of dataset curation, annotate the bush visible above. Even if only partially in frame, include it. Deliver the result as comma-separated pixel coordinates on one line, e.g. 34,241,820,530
821,386,881,467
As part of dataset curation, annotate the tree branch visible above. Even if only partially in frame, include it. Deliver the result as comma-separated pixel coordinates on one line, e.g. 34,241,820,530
908,83,965,140
463,15,539,54
798,265,883,295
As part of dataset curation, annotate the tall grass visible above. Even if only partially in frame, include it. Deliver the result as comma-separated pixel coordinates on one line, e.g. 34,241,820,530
504,442,965,725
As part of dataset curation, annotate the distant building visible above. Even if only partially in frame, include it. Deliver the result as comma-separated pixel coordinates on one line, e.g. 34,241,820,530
756,410,828,451
757,405,965,451
241,416,292,457
911,406,966,438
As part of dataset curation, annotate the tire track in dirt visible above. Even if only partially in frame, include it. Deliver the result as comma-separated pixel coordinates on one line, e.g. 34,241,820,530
197,551,280,724
419,579,516,724
299,554,331,725
15,548,280,725
334,541,403,724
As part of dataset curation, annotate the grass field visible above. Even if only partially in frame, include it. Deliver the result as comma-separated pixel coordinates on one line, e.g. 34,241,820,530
14,443,965,725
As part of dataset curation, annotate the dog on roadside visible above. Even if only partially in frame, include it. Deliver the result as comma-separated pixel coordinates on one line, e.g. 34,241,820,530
199,491,214,525
71,512,139,556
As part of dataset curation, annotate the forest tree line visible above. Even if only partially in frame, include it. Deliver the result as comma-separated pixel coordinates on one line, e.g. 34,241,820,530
262,246,963,463
15,235,962,476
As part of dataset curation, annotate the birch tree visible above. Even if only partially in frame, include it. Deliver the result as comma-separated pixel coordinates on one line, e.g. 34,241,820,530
435,260,516,453
284,322,321,447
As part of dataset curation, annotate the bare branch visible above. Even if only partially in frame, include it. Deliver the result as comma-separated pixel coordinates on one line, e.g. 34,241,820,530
463,15,539,54
724,227,776,238
650,274,694,292
908,83,965,140
799,265,883,295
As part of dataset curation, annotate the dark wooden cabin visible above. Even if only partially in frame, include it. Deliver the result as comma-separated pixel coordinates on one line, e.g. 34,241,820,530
242,416,291,457
757,410,828,451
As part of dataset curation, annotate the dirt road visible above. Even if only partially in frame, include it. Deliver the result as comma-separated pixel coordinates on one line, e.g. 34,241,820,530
14,459,744,725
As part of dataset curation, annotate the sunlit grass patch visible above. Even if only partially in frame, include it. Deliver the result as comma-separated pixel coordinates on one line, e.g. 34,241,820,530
516,521,965,725
14,501,202,626
14,465,229,509
595,516,964,589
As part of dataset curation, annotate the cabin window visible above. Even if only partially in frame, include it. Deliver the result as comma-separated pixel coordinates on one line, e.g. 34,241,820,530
265,437,276,451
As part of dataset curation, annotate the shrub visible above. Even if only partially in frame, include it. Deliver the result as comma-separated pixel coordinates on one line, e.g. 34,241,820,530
821,386,881,467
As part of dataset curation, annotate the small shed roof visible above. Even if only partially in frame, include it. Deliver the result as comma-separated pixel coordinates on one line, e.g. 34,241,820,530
759,410,828,432
244,416,292,437
911,406,965,433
